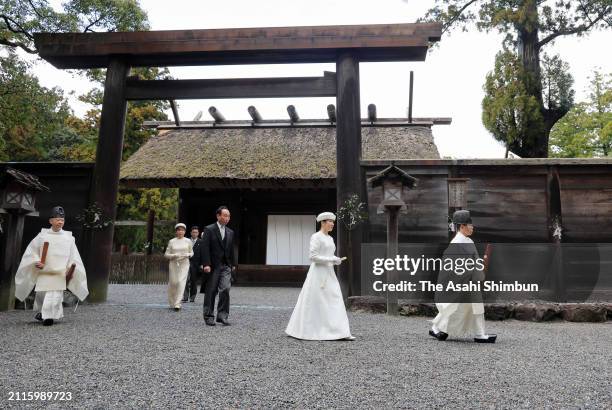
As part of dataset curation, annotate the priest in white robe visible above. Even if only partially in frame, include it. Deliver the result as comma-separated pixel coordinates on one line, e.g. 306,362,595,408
14,206,89,326
429,210,497,343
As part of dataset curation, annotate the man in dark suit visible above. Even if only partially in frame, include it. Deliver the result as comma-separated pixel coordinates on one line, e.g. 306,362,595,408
182,226,203,303
201,206,236,326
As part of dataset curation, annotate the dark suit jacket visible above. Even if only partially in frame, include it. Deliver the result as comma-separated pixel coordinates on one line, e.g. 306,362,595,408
200,223,235,272
189,237,203,270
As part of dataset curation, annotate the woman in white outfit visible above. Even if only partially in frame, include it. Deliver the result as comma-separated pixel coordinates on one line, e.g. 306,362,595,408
165,223,193,311
285,212,355,341
429,210,496,343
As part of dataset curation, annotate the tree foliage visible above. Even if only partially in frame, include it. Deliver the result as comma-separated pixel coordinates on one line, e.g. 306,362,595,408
549,70,612,157
1,0,149,53
420,0,612,157
482,49,544,154
0,52,73,161
0,1,177,253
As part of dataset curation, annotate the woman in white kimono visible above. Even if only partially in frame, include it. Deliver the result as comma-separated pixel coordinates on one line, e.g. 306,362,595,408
165,223,193,311
429,210,497,343
286,212,355,340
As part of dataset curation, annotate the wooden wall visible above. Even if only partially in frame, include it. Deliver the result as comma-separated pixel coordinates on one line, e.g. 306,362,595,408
0,163,94,258
363,160,612,244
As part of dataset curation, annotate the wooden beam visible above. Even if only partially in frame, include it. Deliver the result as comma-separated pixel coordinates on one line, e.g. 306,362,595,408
208,106,225,123
248,106,262,123
327,104,336,123
34,23,442,69
125,74,337,100
169,100,180,126
287,105,299,123
408,71,414,123
87,58,130,303
368,103,377,123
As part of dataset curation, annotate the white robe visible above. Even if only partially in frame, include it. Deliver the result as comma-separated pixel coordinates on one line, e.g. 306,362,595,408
431,231,486,336
14,228,89,320
164,237,193,308
285,231,353,340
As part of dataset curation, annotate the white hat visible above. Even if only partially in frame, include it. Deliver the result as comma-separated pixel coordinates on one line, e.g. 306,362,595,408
175,223,187,230
316,212,336,222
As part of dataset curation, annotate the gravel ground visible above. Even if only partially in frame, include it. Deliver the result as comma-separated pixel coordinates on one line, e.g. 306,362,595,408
1,284,611,409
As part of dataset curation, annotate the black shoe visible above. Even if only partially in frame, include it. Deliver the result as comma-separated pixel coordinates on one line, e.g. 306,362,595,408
429,329,448,341
216,318,230,326
474,334,497,343
42,319,54,326
181,299,188,303
34,312,43,322
174,307,181,311
205,319,216,326
189,298,196,303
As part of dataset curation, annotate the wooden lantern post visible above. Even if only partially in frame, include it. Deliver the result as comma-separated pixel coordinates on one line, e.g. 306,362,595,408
0,168,49,311
368,164,417,315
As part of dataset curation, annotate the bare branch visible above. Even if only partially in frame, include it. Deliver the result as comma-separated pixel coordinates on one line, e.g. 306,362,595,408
1,14,35,41
27,0,45,20
83,13,105,33
538,6,611,48
0,37,37,53
442,0,479,34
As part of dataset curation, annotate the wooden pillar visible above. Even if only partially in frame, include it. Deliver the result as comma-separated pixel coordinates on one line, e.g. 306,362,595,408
547,166,565,301
86,58,130,303
146,209,155,255
177,189,187,223
336,51,362,297
0,213,24,311
386,206,400,315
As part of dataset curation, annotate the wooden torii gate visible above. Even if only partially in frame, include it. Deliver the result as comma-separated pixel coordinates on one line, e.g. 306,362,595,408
34,23,441,302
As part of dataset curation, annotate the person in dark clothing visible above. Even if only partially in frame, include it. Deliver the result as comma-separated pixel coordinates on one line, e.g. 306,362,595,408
201,206,236,326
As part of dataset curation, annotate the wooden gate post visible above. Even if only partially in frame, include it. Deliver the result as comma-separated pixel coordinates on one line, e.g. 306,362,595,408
86,58,130,303
336,51,362,298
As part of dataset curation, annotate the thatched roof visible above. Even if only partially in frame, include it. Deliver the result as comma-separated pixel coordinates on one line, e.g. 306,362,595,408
120,124,439,188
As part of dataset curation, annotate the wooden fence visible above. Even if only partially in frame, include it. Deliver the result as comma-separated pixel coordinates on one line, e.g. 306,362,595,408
109,254,307,286
109,253,169,284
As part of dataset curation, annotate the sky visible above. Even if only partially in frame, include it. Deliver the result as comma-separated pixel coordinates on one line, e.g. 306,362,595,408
28,0,612,158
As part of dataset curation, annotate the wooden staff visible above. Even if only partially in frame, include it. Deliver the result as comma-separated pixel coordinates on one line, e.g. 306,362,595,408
40,242,49,264
66,263,76,283
483,243,493,273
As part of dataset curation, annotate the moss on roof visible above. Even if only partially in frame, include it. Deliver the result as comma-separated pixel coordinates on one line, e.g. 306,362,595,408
120,126,439,183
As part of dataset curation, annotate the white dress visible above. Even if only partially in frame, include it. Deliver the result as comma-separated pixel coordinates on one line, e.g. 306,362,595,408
431,231,486,336
164,237,193,309
285,231,353,340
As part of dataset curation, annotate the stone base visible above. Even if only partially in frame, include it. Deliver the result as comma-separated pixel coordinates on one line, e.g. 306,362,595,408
347,297,612,323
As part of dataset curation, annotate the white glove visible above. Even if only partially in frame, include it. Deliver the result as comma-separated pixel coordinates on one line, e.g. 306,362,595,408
332,256,343,265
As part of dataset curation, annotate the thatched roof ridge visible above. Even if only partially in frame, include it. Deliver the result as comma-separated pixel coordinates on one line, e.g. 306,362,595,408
120,125,439,187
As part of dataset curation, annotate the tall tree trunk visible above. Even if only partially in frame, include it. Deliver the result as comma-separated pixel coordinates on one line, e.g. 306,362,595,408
516,0,549,158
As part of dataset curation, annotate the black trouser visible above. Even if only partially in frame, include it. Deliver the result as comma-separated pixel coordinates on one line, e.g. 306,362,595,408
183,265,200,301
203,265,231,320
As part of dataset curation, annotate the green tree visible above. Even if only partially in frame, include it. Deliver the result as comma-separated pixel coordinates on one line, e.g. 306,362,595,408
0,52,73,161
114,187,178,253
1,0,149,53
549,70,612,157
420,0,612,157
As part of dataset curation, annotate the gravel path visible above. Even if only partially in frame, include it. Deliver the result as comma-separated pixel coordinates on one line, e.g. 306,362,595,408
1,285,611,409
